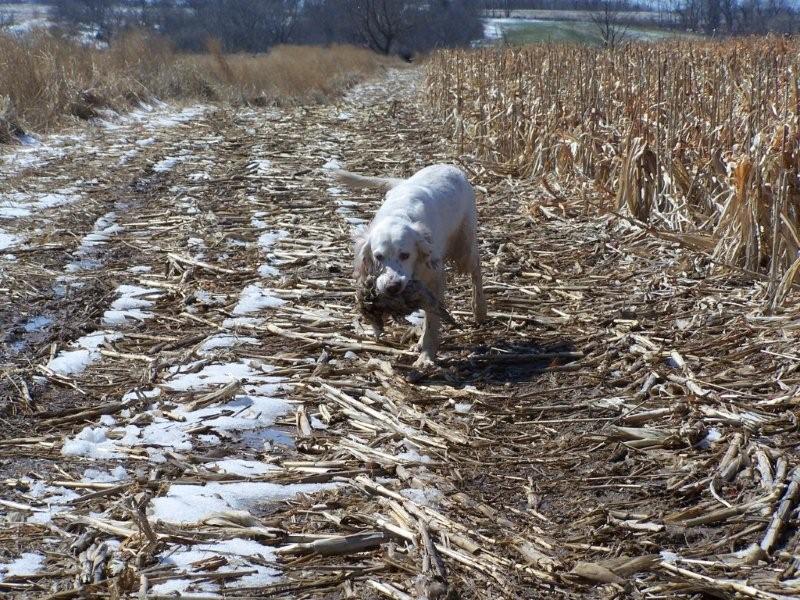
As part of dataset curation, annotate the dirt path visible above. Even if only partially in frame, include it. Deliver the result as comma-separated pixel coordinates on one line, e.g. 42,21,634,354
1,68,799,599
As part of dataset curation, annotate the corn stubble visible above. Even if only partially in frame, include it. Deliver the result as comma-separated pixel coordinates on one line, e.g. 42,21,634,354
426,38,800,308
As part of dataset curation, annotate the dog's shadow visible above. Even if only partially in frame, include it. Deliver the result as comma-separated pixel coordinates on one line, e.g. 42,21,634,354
418,337,580,386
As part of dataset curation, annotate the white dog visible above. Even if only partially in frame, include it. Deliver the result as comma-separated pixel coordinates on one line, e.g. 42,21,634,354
334,164,487,368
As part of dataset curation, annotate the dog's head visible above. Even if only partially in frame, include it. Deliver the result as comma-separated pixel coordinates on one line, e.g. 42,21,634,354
354,220,435,295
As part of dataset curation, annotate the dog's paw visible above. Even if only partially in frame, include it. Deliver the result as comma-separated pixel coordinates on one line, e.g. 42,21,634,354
412,353,436,370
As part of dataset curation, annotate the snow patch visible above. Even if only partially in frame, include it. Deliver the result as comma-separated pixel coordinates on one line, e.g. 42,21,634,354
153,538,280,592
247,159,272,175
0,553,45,581
82,465,128,483
61,426,122,458
162,360,278,392
198,334,259,355
151,481,337,524
0,229,23,251
232,284,285,315
46,331,122,375
153,154,190,173
102,285,162,326
23,315,53,333
207,459,275,477
698,427,722,448
400,487,443,507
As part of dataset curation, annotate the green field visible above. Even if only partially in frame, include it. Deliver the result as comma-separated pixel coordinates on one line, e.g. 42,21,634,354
484,18,692,45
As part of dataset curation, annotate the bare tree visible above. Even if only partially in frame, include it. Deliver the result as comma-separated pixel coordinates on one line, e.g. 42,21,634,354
344,0,418,55
591,0,629,48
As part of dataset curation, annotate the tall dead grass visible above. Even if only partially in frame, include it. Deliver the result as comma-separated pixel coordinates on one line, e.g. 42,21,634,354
186,43,390,105
426,39,800,308
0,30,389,137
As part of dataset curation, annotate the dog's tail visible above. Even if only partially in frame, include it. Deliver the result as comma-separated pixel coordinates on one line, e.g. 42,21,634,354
331,169,403,191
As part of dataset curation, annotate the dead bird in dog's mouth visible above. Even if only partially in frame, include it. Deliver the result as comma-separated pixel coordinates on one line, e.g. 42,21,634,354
355,274,457,338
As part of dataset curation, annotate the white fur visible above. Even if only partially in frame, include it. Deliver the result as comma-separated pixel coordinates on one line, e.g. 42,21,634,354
335,164,487,367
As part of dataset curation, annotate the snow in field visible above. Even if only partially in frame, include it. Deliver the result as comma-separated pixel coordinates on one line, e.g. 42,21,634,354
47,331,122,375
0,552,45,581
151,481,337,524
207,459,276,477
151,538,280,594
400,487,443,507
258,230,288,251
162,360,279,392
102,103,208,131
232,284,286,314
247,159,272,175
322,157,342,170
63,381,287,458
153,153,191,173
62,426,123,459
0,229,23,251
65,212,121,272
256,230,288,279
82,465,128,483
482,17,545,40
102,285,162,326
198,334,259,355
23,315,53,333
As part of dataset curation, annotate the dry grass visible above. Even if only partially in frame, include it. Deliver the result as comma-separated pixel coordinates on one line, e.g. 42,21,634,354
426,38,800,308
186,42,392,105
0,30,390,135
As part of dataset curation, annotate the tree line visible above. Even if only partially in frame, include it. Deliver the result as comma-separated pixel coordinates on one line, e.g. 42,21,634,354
49,0,484,55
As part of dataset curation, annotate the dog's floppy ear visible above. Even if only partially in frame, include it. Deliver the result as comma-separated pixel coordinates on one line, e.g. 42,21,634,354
412,224,438,273
353,231,373,280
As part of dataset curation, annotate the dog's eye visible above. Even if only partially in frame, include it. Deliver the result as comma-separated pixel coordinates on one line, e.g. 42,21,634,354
374,253,384,262
399,252,410,261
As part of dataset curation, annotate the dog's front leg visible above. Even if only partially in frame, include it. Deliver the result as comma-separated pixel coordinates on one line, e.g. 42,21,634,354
413,271,444,369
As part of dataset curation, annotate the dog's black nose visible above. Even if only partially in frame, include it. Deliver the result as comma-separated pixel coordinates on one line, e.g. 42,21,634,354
386,281,402,295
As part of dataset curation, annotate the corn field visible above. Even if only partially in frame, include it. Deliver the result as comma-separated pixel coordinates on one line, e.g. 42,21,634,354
426,38,800,308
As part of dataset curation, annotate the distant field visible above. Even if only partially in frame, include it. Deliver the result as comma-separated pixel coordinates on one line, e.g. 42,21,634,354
485,8,677,24
0,2,50,33
483,17,692,45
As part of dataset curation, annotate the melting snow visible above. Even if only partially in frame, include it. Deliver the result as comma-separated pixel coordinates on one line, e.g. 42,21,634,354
258,264,280,278
151,481,337,524
322,158,342,170
0,553,45,581
258,230,288,251
35,192,82,209
82,465,128,483
698,427,722,448
207,459,275,477
232,285,285,315
248,159,272,175
153,154,190,173
198,334,259,355
152,538,280,593
400,487,443,507
0,229,23,251
162,360,278,392
23,315,53,333
46,331,122,375
102,285,162,326
61,426,122,458
65,212,120,272
128,265,152,273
